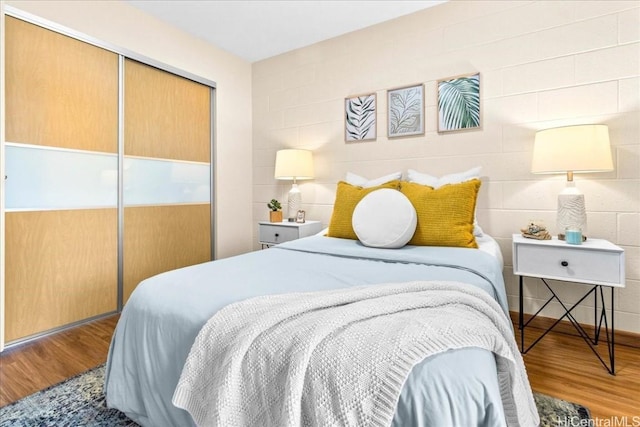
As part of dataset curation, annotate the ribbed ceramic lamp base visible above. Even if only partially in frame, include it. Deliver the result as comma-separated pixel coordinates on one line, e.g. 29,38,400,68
287,184,301,221
557,192,587,234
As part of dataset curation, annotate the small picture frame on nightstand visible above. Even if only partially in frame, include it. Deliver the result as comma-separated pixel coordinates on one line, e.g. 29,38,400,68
296,210,306,223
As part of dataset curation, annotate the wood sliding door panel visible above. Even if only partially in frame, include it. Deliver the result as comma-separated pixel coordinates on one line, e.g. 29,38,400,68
124,59,211,162
5,16,118,153
5,210,118,342
4,16,214,343
123,204,211,304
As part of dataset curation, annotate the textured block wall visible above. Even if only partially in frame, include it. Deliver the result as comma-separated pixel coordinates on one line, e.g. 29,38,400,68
251,1,640,333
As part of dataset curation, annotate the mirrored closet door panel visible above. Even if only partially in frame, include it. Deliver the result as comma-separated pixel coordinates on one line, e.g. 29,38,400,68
4,16,119,342
122,59,212,304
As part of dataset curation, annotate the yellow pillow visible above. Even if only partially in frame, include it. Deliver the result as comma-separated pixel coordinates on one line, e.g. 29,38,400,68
401,179,480,248
327,180,401,240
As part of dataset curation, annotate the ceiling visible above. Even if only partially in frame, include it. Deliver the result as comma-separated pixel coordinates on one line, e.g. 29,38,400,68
126,1,447,63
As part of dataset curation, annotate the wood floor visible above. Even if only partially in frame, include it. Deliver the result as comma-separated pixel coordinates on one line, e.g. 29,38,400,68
1,314,639,422
0,315,119,408
520,325,640,420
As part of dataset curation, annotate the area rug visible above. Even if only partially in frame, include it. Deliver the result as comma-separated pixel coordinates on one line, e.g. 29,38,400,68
0,364,591,426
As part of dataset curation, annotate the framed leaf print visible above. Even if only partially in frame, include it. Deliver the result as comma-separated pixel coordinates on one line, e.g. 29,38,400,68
437,72,481,133
345,93,376,142
387,84,424,138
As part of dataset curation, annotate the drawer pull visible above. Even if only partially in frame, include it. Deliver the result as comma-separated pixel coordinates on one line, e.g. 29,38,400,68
275,233,279,237
561,261,569,267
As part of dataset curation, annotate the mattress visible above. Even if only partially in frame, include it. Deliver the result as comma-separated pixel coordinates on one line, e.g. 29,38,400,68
105,234,518,426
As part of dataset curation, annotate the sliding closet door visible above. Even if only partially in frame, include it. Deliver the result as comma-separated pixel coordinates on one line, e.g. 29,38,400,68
123,59,211,303
4,17,118,342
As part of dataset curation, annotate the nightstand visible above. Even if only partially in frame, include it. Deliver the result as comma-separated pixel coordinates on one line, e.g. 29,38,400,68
258,220,323,248
512,234,625,374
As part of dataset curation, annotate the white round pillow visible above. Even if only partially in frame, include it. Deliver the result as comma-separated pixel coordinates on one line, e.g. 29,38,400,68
352,189,417,249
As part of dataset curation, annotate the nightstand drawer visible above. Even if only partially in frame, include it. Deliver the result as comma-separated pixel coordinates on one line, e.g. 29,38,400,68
514,244,622,285
259,224,300,244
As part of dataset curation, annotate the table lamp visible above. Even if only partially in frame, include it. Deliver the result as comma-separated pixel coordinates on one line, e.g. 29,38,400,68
274,149,314,221
531,124,613,239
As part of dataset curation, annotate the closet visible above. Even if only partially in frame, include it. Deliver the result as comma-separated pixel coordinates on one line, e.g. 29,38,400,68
3,15,215,344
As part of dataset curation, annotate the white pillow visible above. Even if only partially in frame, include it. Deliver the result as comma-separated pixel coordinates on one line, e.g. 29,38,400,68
352,189,417,249
345,171,402,188
407,166,484,236
407,166,481,188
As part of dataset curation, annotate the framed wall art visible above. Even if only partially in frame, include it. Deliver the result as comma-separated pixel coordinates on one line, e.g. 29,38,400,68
387,84,424,138
437,72,481,133
345,93,376,142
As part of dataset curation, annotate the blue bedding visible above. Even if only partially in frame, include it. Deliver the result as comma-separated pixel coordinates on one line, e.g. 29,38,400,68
105,236,511,427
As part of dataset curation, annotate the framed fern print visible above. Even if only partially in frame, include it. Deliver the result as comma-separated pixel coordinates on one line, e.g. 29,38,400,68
387,84,424,138
437,73,481,133
345,93,376,142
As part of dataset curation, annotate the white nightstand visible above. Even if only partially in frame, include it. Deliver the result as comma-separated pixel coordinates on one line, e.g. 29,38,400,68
512,234,625,374
258,220,323,248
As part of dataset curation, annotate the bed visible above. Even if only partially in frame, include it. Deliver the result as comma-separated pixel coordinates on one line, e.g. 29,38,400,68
104,234,537,427
105,171,538,426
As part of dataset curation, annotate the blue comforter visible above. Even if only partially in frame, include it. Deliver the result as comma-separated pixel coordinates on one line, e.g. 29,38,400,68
105,236,511,427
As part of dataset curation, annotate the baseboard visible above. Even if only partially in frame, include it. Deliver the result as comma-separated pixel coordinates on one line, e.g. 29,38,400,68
508,311,640,349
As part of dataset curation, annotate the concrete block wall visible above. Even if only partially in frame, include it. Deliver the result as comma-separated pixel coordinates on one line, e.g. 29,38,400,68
252,1,640,333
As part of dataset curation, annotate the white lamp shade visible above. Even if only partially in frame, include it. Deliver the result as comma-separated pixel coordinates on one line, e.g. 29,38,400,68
531,124,613,174
274,149,314,180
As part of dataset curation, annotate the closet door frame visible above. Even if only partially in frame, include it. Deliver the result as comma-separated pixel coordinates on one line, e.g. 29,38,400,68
0,6,217,350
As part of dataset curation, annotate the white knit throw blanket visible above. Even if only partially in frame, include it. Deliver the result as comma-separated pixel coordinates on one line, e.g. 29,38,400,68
173,281,539,427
